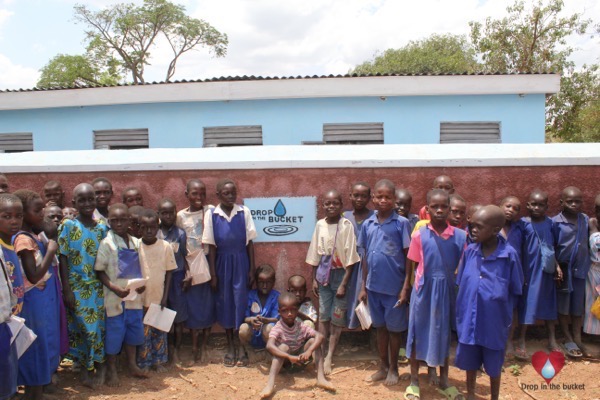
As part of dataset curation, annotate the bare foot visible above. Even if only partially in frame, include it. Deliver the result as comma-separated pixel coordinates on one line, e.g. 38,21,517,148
259,384,275,399
365,368,388,382
199,347,209,364
428,367,439,386
384,369,399,386
316,377,336,392
323,355,333,375
105,371,120,387
129,365,149,379
80,370,96,389
153,364,169,373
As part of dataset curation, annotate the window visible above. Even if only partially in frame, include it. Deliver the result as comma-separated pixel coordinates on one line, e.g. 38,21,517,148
93,129,149,149
0,133,33,153
203,125,263,147
440,122,501,144
322,123,384,144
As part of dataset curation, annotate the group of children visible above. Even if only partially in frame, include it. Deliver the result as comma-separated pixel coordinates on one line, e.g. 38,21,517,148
0,172,599,400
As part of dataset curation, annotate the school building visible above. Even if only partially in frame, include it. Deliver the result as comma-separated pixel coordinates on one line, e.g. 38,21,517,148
0,73,559,151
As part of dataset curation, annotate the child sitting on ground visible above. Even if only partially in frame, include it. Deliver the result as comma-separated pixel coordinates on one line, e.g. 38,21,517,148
456,205,523,400
260,292,334,399
288,275,317,329
122,187,144,208
137,209,177,372
396,188,419,232
239,264,280,364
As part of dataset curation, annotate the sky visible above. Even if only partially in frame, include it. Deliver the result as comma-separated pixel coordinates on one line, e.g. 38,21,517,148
0,0,598,90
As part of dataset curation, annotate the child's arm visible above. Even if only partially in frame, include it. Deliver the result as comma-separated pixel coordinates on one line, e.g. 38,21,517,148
299,330,324,362
257,315,279,324
265,336,299,364
358,256,369,302
59,254,75,309
336,264,353,298
246,240,255,289
399,260,414,306
97,270,130,298
18,239,58,284
311,265,319,297
208,244,217,292
161,270,173,309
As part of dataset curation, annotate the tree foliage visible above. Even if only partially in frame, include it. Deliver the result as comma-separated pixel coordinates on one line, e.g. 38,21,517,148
351,34,479,75
37,52,122,88
37,0,227,87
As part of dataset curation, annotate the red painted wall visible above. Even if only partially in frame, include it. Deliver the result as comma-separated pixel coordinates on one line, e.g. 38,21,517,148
6,165,599,292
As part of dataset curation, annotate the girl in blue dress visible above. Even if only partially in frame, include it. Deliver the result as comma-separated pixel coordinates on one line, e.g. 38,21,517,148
202,179,257,367
13,190,61,400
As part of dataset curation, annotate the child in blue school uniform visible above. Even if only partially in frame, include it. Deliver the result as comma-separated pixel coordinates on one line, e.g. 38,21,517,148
239,264,279,364
157,198,189,365
343,182,374,330
455,205,524,400
0,193,24,400
395,188,419,232
517,189,561,355
552,186,591,358
358,179,411,387
404,189,467,400
177,179,215,365
202,178,257,367
12,190,61,400
95,203,148,386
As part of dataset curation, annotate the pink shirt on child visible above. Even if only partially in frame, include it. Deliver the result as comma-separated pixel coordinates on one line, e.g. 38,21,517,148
269,319,316,353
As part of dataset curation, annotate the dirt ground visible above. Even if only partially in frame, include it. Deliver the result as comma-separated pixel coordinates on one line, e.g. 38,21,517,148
40,331,600,400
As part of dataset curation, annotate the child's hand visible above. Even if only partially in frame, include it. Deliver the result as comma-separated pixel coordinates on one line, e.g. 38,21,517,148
555,264,563,283
398,286,411,306
63,289,75,309
46,240,58,255
160,298,167,310
358,288,367,303
250,317,262,330
114,287,131,298
312,280,319,297
335,283,346,298
298,350,312,362
288,355,301,365
210,276,218,292
135,285,146,294
182,276,192,292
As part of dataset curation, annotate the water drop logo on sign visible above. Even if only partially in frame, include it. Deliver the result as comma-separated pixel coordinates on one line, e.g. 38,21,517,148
246,197,316,243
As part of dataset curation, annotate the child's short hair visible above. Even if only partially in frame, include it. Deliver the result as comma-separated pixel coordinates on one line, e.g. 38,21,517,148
92,177,112,189
216,178,235,192
278,292,299,307
529,189,548,201
449,194,466,205
374,179,395,192
43,180,62,190
186,179,206,191
323,189,342,201
0,193,21,208
157,197,176,209
108,203,129,215
426,188,449,204
12,189,41,210
139,208,158,223
499,196,520,206
351,181,371,193
396,188,412,199
288,274,307,288
121,186,141,201
256,264,275,279
128,205,144,216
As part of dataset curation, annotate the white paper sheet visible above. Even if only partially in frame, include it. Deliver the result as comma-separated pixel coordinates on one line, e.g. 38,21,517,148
143,303,176,332
15,325,37,358
7,315,25,344
355,301,372,330
122,278,148,302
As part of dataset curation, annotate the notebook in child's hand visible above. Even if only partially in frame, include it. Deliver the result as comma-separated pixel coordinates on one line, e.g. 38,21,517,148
355,301,372,330
143,303,177,332
122,278,148,302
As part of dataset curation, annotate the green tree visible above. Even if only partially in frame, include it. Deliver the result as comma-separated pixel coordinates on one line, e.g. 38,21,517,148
351,34,480,75
37,53,122,88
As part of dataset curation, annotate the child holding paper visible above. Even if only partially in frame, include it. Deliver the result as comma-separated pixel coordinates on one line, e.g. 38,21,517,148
137,209,177,372
95,203,148,386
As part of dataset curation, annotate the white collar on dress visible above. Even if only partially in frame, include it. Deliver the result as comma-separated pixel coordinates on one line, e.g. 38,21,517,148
213,204,244,223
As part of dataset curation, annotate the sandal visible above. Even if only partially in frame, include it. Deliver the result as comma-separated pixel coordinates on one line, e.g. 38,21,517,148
437,386,465,400
563,342,583,359
398,347,409,364
223,352,236,367
404,385,420,400
514,347,530,361
548,344,563,354
236,352,249,367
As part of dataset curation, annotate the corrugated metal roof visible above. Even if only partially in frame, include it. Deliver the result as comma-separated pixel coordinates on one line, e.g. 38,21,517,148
0,72,557,93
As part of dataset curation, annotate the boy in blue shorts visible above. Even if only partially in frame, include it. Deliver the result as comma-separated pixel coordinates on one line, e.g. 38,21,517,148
552,186,590,358
358,179,411,386
95,203,148,386
455,206,523,400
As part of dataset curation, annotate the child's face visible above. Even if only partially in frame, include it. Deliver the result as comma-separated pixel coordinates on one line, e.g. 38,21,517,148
186,183,206,211
372,186,395,214
24,197,45,229
109,208,130,237
44,186,64,208
448,200,466,227
0,202,23,241
123,190,143,208
62,207,77,220
323,193,342,219
433,178,454,194
93,181,113,209
395,192,412,218
349,185,370,211
501,198,521,222
44,206,64,226
527,194,548,219
72,187,96,217
288,281,307,303
0,176,8,193
560,190,583,216
279,299,299,326
257,272,275,296
427,194,450,224
469,211,499,244
217,183,237,208
128,213,142,238
139,216,159,244
158,202,176,228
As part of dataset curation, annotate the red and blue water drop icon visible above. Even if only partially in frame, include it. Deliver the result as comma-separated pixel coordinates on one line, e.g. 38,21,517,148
531,351,565,384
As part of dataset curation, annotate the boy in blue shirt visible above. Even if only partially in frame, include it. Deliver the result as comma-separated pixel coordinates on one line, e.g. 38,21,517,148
456,205,524,400
358,179,411,386
552,186,590,358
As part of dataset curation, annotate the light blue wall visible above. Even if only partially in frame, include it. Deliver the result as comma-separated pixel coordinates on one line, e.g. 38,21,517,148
0,93,545,150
